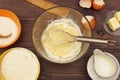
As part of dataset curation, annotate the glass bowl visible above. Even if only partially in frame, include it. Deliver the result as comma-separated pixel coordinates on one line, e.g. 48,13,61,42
103,10,120,36
32,6,91,64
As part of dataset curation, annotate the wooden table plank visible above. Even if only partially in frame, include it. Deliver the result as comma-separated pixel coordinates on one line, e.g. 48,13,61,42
0,0,120,80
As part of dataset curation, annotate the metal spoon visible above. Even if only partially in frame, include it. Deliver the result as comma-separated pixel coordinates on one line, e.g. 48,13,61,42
0,33,12,38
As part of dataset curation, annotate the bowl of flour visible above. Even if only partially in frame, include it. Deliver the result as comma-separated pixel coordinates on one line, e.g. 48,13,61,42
32,7,91,63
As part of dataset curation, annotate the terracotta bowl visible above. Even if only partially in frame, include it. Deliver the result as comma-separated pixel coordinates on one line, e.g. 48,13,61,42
0,9,21,48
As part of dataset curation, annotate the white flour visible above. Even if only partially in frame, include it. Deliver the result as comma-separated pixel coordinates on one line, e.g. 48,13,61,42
1,48,40,80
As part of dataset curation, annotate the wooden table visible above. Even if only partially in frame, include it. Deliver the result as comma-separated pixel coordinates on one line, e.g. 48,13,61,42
0,0,120,80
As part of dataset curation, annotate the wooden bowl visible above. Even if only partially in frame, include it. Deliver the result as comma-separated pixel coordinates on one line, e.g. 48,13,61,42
0,9,21,48
0,49,9,80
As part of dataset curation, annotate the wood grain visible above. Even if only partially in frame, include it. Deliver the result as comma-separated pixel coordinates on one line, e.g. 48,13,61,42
25,0,69,17
0,0,120,80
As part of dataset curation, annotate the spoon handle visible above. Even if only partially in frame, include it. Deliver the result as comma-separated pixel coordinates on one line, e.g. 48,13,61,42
77,36,116,45
0,33,12,38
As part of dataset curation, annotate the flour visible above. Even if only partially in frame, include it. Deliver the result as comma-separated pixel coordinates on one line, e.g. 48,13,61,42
41,18,82,62
1,48,40,80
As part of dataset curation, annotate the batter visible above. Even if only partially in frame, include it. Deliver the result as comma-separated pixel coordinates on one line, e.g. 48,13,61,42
41,18,82,61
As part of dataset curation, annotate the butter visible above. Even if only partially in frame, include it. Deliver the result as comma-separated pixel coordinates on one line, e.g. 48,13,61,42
114,11,120,22
107,17,120,31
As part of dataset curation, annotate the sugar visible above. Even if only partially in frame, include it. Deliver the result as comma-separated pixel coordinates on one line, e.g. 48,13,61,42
0,16,18,45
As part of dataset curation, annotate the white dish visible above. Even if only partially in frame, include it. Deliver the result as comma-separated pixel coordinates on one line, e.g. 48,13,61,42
87,52,120,80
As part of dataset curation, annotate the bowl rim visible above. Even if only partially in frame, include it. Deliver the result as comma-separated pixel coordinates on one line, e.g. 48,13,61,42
32,6,92,64
0,9,21,48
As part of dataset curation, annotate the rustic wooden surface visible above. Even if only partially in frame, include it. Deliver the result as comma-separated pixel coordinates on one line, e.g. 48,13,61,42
0,0,120,80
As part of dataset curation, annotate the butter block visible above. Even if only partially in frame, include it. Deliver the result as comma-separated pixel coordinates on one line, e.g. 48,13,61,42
107,17,120,31
114,11,120,22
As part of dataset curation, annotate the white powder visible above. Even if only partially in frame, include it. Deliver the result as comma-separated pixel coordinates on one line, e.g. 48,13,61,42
1,48,40,80
41,18,82,62
0,16,18,45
